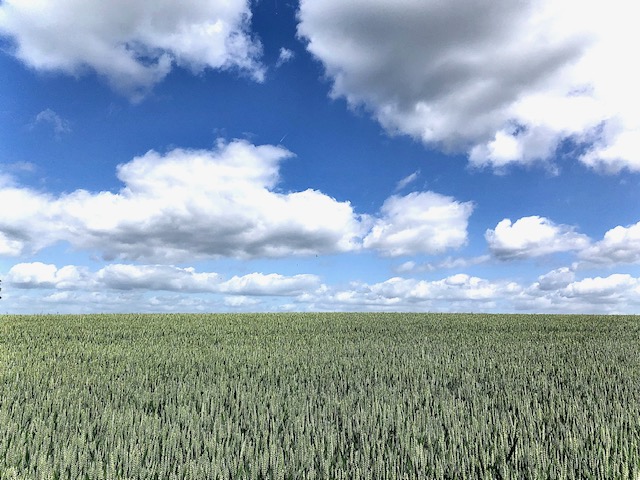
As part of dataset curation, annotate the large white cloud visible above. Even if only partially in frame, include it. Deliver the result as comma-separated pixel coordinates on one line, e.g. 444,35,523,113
486,216,590,260
363,191,473,256
580,221,640,266
0,0,264,98
0,140,471,261
0,140,366,261
298,0,640,172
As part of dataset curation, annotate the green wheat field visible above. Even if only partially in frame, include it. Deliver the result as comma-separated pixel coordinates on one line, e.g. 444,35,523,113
1,313,639,479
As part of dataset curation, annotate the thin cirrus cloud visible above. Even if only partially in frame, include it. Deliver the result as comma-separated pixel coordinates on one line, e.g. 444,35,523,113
297,0,640,173
394,170,420,192
0,0,264,99
32,109,72,136
0,139,471,261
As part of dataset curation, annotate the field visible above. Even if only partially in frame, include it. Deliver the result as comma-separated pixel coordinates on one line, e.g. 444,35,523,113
1,313,639,479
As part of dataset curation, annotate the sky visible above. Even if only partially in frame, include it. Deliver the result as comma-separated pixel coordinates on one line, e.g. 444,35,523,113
1,0,639,314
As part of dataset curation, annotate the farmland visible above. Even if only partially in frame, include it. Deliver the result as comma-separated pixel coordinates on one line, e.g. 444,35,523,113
1,313,639,479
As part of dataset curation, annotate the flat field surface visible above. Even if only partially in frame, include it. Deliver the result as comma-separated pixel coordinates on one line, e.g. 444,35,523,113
1,313,639,479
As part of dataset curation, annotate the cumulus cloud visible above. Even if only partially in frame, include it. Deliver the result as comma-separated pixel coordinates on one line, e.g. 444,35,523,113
534,267,576,291
0,0,264,99
298,0,640,172
363,191,473,256
0,233,24,257
520,270,640,313
580,221,640,266
95,264,220,292
486,216,590,260
0,140,472,261
563,274,637,300
0,140,366,261
7,262,88,289
0,185,59,256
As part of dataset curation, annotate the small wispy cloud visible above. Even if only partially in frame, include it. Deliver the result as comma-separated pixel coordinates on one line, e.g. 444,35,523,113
276,47,295,67
396,255,491,273
33,109,72,137
4,161,36,173
395,170,420,191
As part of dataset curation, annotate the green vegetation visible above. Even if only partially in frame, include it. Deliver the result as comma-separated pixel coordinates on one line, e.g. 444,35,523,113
1,313,639,479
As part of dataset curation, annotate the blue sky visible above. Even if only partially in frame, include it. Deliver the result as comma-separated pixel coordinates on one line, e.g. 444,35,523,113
1,0,639,314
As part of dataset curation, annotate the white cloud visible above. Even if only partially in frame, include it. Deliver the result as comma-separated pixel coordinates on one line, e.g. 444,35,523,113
486,216,590,259
395,261,417,274
563,274,636,299
298,0,640,172
0,186,58,256
6,262,640,314
304,274,520,312
7,262,87,289
7,262,322,297
95,264,220,292
363,191,473,256
224,295,260,308
0,140,365,261
0,232,24,256
534,267,575,291
520,270,640,313
218,273,320,296
276,47,295,67
0,0,264,99
310,270,640,314
580,221,640,266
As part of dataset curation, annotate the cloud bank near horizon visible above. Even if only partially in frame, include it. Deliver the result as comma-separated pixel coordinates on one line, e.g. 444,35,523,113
5,261,640,315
